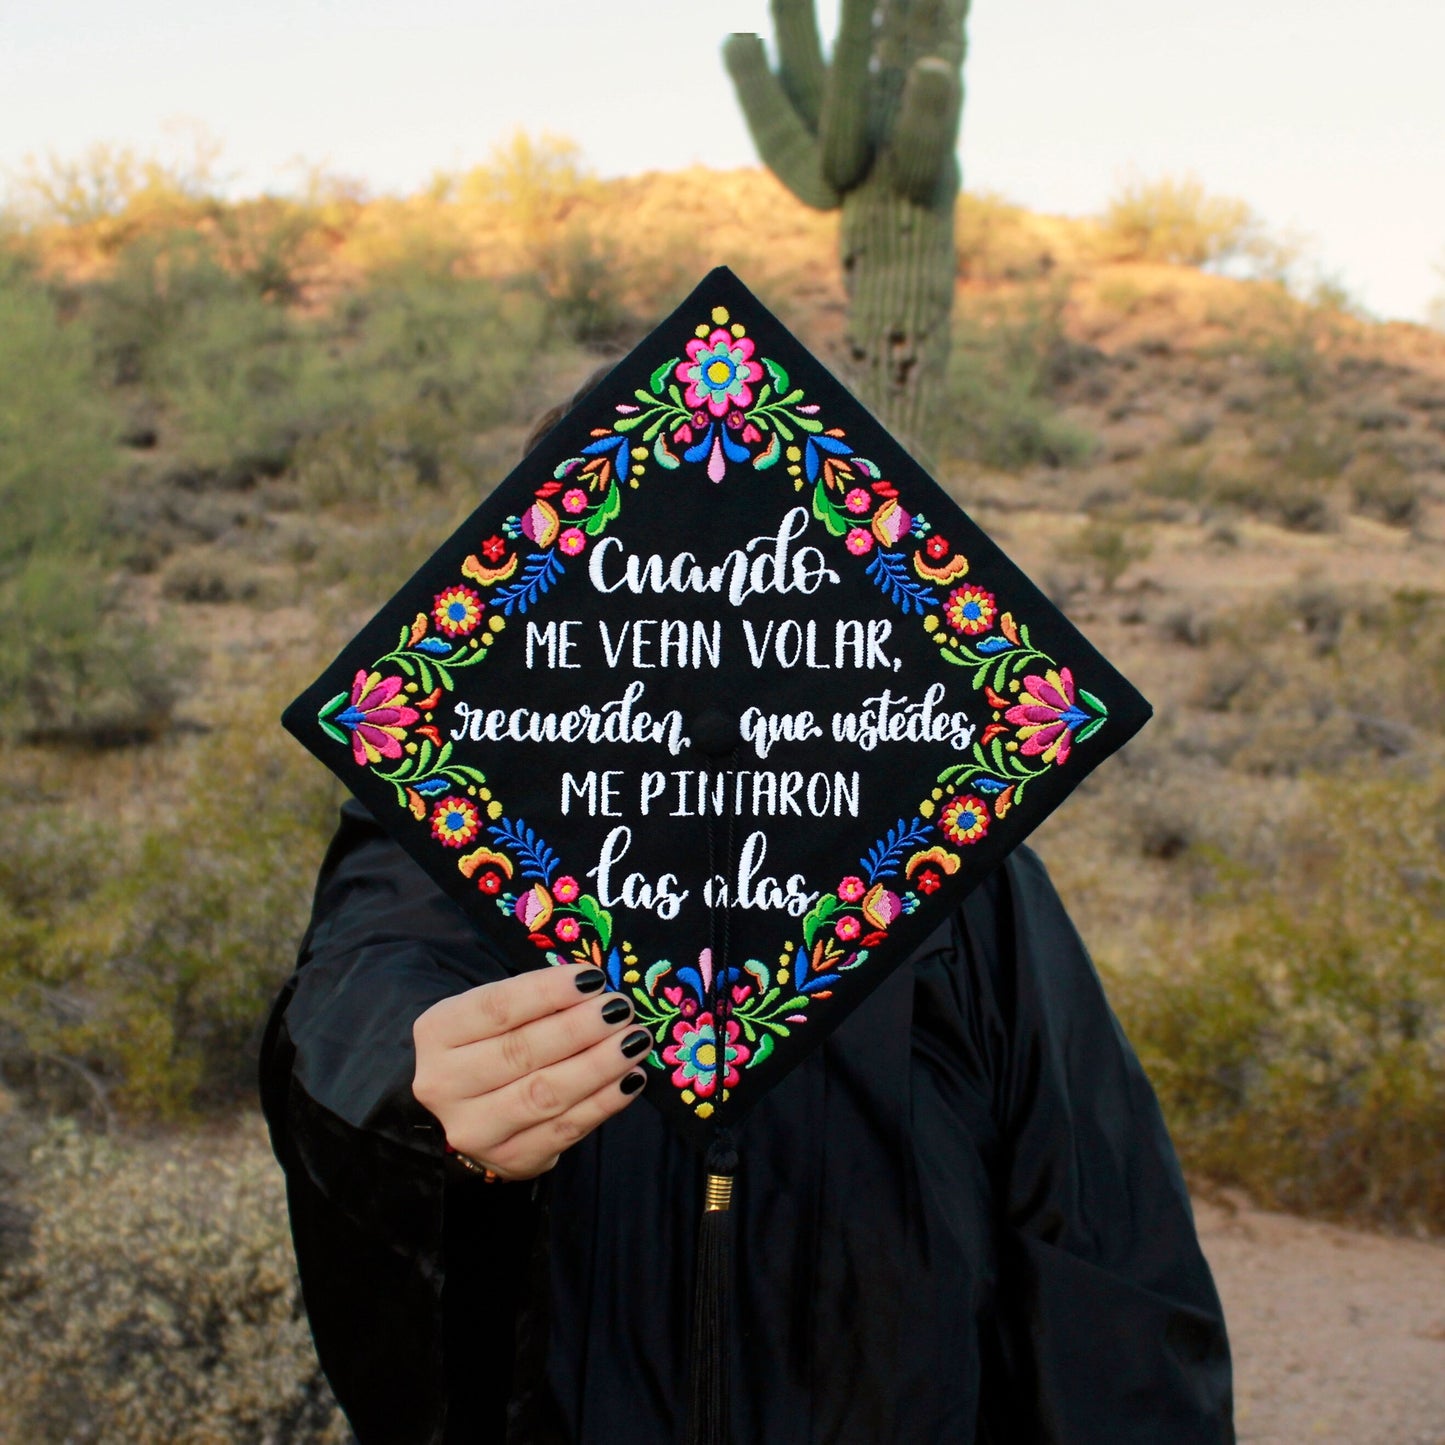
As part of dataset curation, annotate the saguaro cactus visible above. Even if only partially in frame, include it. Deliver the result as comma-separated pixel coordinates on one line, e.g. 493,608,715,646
724,0,970,454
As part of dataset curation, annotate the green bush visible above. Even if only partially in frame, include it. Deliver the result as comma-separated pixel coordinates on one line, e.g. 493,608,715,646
1109,774,1445,1231
0,1116,347,1443
1102,173,1260,269
0,713,340,1117
942,288,1096,471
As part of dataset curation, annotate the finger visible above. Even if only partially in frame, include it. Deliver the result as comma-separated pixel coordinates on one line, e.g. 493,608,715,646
417,965,606,1049
451,1025,654,1152
442,991,637,1098
481,1069,649,1179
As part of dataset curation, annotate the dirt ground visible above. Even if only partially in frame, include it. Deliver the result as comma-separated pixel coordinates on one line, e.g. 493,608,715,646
1196,1197,1445,1444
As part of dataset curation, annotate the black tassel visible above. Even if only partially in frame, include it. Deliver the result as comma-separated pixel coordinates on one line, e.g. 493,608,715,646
685,1133,738,1445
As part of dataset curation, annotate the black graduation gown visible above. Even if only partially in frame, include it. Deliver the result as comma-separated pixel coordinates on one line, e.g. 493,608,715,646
259,800,1234,1445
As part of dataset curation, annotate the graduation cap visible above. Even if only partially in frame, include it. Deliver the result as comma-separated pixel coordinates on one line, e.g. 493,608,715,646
284,266,1150,1441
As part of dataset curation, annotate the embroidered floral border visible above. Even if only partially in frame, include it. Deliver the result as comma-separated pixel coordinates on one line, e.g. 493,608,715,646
317,302,1109,1118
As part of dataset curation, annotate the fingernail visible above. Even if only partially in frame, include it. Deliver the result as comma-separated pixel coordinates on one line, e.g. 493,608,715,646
600,996,632,1025
574,969,606,995
620,1028,652,1059
620,1070,646,1096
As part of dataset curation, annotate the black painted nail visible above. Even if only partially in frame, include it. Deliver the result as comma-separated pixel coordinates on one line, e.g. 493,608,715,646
620,1070,647,1096
620,1028,652,1059
601,996,632,1025
574,969,606,995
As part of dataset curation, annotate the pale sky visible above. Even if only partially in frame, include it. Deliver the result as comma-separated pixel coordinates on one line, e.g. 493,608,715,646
3,0,1441,322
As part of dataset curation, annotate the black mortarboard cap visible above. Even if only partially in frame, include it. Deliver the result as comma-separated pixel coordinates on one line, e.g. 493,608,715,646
284,266,1150,1152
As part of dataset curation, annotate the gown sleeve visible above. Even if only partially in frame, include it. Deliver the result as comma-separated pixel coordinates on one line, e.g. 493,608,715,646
964,847,1235,1444
259,799,538,1445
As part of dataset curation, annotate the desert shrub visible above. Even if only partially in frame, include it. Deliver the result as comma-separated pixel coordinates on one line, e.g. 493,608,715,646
943,288,1096,470
0,713,340,1117
1063,519,1152,592
0,258,178,742
0,1117,347,1443
1109,773,1445,1231
1102,173,1260,269
1349,456,1422,528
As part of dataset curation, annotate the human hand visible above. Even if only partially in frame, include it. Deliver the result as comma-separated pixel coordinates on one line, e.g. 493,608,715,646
412,965,651,1181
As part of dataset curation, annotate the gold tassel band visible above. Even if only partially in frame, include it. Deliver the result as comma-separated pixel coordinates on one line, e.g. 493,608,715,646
703,1172,734,1213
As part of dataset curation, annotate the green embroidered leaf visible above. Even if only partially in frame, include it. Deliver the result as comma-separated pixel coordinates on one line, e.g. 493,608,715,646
780,385,805,406
318,690,349,720
644,960,672,995
938,647,966,667
763,357,790,393
584,483,622,535
754,431,782,469
771,413,795,441
612,413,649,433
753,1032,777,1065
812,480,848,537
1078,688,1108,716
318,717,348,746
650,358,679,394
653,432,681,470
794,414,824,434
801,893,841,949
667,383,685,408
576,894,613,950
1075,716,1107,743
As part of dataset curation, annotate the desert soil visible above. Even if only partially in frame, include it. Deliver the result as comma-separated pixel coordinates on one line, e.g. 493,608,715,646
1196,1197,1445,1444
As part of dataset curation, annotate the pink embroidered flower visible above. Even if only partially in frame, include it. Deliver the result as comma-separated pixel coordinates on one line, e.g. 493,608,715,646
837,875,866,903
514,883,554,932
431,797,481,848
337,670,419,767
662,1012,750,1098
558,527,587,556
432,584,483,637
844,488,872,515
553,875,580,903
845,527,874,556
1004,668,1091,766
562,488,588,514
555,917,581,943
835,915,862,942
944,585,997,636
676,330,764,418
940,795,990,846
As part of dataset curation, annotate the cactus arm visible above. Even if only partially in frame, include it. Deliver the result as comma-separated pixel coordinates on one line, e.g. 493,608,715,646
818,0,876,193
770,0,827,133
883,57,962,206
723,33,841,211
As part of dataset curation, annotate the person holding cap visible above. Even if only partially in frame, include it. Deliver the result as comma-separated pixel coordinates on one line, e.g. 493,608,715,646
263,283,1234,1444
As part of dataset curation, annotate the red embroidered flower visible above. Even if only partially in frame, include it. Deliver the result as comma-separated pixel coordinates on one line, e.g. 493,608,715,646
939,795,989,846
481,534,507,563
925,535,950,560
477,871,503,895
916,869,942,895
944,585,998,636
431,796,482,848
433,584,483,637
